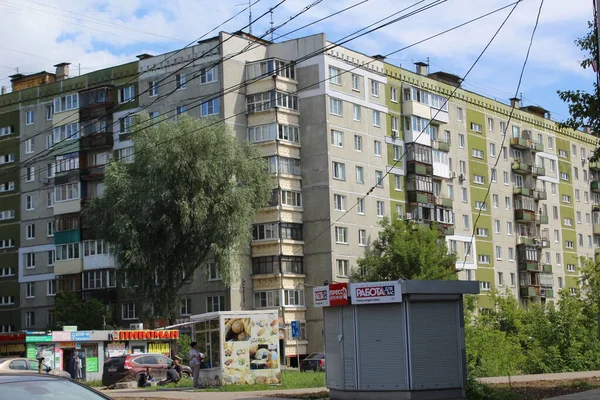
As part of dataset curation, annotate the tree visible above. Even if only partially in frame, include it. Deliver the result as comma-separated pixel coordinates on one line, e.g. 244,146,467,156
352,218,457,282
557,22,600,160
84,116,273,322
54,292,110,330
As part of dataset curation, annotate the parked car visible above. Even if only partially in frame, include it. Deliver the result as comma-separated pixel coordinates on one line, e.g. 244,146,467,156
300,352,325,372
0,358,71,378
101,353,191,387
0,373,111,399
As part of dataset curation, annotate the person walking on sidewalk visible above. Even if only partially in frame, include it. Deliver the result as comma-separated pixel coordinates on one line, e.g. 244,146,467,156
189,342,205,389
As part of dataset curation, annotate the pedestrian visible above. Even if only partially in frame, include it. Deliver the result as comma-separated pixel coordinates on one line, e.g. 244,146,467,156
188,342,204,389
35,348,45,374
75,355,83,379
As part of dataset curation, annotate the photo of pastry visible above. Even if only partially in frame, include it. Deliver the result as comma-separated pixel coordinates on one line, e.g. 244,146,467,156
224,318,252,342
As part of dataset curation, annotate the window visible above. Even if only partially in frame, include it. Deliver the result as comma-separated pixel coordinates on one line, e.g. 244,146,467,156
55,154,79,173
560,172,570,181
492,194,499,208
503,171,509,185
25,138,34,154
577,211,582,224
25,195,34,211
464,241,472,256
372,110,381,127
201,99,220,116
497,271,504,286
122,303,137,320
0,268,13,277
371,79,379,97
487,118,494,131
200,66,217,84
26,167,35,182
565,241,574,249
252,223,278,241
489,143,496,158
556,253,561,264
477,228,489,237
393,145,402,161
0,126,13,137
54,182,80,202
118,147,134,163
391,116,399,134
0,296,14,305
118,86,135,103
25,253,35,269
277,91,299,110
26,312,35,328
458,134,465,148
358,229,366,246
375,170,383,187
0,210,14,221
247,91,274,113
357,198,365,214
567,264,576,272
26,224,35,240
54,93,79,112
26,282,35,298
463,215,470,230
558,277,563,289
278,125,299,143
355,166,364,183
148,80,158,96
472,149,484,159
562,195,571,204
574,167,579,180
329,66,341,84
329,98,343,116
480,282,491,291
281,190,302,207
56,243,80,261
176,73,187,89
119,116,133,134
332,162,346,180
508,247,515,261
352,74,360,90
47,250,55,266
559,149,568,158
478,255,490,264
470,123,482,133
180,298,192,316
354,135,362,151
575,189,580,202
284,290,305,307
476,201,487,211
457,107,464,122
83,240,108,256
461,188,467,202
25,110,34,125
0,240,15,249
507,221,513,235
353,104,361,121
374,140,381,156
474,175,485,184
335,226,348,244
554,230,560,242
176,105,187,116
333,194,347,211
376,201,384,217
47,221,54,237
331,130,343,147
337,259,350,277
394,174,402,190
46,280,56,296
254,291,279,308
494,219,501,233
389,86,398,102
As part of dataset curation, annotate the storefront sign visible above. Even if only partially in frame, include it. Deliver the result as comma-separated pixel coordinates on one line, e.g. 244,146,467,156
0,333,25,342
313,283,350,307
148,342,170,356
350,281,402,304
63,326,77,332
86,357,98,372
71,332,90,341
26,335,52,343
110,330,179,341
59,342,77,348
107,342,127,357
0,344,25,355
52,332,71,341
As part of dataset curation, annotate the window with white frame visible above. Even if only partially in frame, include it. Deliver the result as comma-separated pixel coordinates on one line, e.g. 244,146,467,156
390,86,398,102
0,296,15,305
180,298,192,315
0,240,15,249
47,250,55,266
26,282,35,298
284,290,305,307
25,253,35,268
376,201,384,217
355,166,364,183
148,80,158,96
354,135,362,151
372,110,381,127
54,182,80,202
478,255,490,264
0,126,14,137
330,98,343,116
47,280,56,296
26,167,35,182
337,259,349,277
333,194,347,211
208,262,220,281
331,130,343,147
25,138,34,154
358,229,366,246
47,221,54,237
374,140,381,156
456,107,464,122
473,175,485,184
121,303,137,320
353,104,361,121
254,291,279,308
332,162,346,180
371,80,379,97
26,224,35,240
201,99,220,116
472,149,484,159
352,74,360,90
252,223,278,241
56,243,80,261
281,190,302,207
200,66,217,84
329,66,341,85
0,210,15,221
335,226,348,244
357,198,365,214
208,295,227,312
470,123,482,133
83,240,108,256
477,228,489,237
395,174,402,190
118,86,135,103
0,154,14,165
25,312,35,327
375,171,383,188
176,73,187,89
25,110,35,125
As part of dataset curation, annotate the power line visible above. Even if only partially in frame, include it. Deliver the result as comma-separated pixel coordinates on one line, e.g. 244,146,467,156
10,1,521,203
460,0,545,270
2,0,439,182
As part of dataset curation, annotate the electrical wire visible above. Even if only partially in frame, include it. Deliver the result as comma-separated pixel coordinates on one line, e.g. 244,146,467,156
460,0,545,270
10,1,521,206
2,0,441,183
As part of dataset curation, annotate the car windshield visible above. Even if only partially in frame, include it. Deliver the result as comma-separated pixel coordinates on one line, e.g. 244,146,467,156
305,353,323,360
1,379,108,399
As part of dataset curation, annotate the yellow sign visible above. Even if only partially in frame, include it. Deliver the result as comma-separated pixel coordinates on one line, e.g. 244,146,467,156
0,344,25,353
148,342,170,356
59,342,77,348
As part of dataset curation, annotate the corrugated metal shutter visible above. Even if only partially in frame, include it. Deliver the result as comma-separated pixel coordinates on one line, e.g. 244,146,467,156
324,307,342,389
356,303,409,390
342,306,357,390
408,301,462,389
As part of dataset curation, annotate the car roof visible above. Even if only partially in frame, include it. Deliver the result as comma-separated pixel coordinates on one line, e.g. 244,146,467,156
0,373,64,383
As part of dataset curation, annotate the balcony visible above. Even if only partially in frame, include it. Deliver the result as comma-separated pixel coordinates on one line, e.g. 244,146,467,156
54,259,83,276
406,162,433,175
511,161,531,175
434,196,453,208
439,226,454,236
593,222,600,236
431,138,450,152
530,142,544,153
529,166,545,177
79,87,114,119
407,191,433,204
513,187,534,197
81,165,106,180
515,209,536,223
82,287,117,303
536,215,549,224
541,288,554,298
590,161,600,171
518,261,538,271
542,264,553,273
80,132,113,150
82,121,112,137
54,229,80,245
510,137,530,150
533,190,547,201
592,180,600,194
520,287,538,298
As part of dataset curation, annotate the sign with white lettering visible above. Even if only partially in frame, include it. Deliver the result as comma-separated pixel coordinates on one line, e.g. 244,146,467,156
350,281,402,304
313,286,330,307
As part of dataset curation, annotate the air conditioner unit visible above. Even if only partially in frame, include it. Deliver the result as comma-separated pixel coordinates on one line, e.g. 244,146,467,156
129,323,144,330
391,130,398,138
450,171,457,179
406,212,413,220
459,173,465,182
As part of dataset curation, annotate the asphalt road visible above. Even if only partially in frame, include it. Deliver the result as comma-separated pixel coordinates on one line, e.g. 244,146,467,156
107,387,328,400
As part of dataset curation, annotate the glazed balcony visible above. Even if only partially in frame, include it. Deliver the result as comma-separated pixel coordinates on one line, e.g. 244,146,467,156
589,161,600,172
593,221,600,236
520,287,538,298
511,161,531,175
518,261,538,271
80,132,113,150
520,285,553,299
592,180,600,194
81,165,106,180
79,87,114,120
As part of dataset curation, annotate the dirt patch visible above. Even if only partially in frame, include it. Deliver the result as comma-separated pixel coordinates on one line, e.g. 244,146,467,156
488,377,600,400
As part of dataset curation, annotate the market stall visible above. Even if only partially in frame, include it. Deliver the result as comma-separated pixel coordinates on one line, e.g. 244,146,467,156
106,329,179,358
189,310,281,386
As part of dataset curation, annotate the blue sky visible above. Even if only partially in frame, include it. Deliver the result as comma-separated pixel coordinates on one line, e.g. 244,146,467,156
0,0,593,124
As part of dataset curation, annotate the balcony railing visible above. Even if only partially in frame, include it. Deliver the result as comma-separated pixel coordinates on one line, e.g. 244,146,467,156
529,165,545,176
81,165,106,180
80,132,113,150
511,161,531,174
592,180,600,193
510,137,530,150
431,138,450,152
589,161,600,171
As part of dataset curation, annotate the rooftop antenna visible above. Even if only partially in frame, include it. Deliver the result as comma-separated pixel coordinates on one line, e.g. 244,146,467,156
269,8,274,41
249,0,252,35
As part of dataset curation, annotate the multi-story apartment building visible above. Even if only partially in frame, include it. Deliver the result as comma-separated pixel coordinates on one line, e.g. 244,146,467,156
0,30,597,364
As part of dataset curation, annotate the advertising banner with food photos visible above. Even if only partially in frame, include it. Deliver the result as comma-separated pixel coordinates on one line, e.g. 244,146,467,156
221,311,281,385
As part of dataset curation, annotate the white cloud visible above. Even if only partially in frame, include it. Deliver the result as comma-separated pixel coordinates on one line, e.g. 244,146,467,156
0,0,593,117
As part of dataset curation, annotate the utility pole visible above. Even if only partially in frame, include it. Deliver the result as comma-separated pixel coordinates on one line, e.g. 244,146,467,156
248,0,252,35
595,0,600,97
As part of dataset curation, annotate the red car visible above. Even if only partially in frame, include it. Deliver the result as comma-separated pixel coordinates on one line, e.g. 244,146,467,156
102,353,191,387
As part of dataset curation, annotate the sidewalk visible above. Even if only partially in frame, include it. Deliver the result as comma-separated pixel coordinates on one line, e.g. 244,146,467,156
544,389,600,400
477,370,600,384
108,387,328,400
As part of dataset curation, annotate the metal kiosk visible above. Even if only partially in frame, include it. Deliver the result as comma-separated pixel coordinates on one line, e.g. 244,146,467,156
317,280,479,400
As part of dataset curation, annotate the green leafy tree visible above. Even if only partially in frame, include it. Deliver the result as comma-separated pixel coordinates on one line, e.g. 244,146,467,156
557,22,600,159
54,292,110,330
84,116,272,322
352,218,457,282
